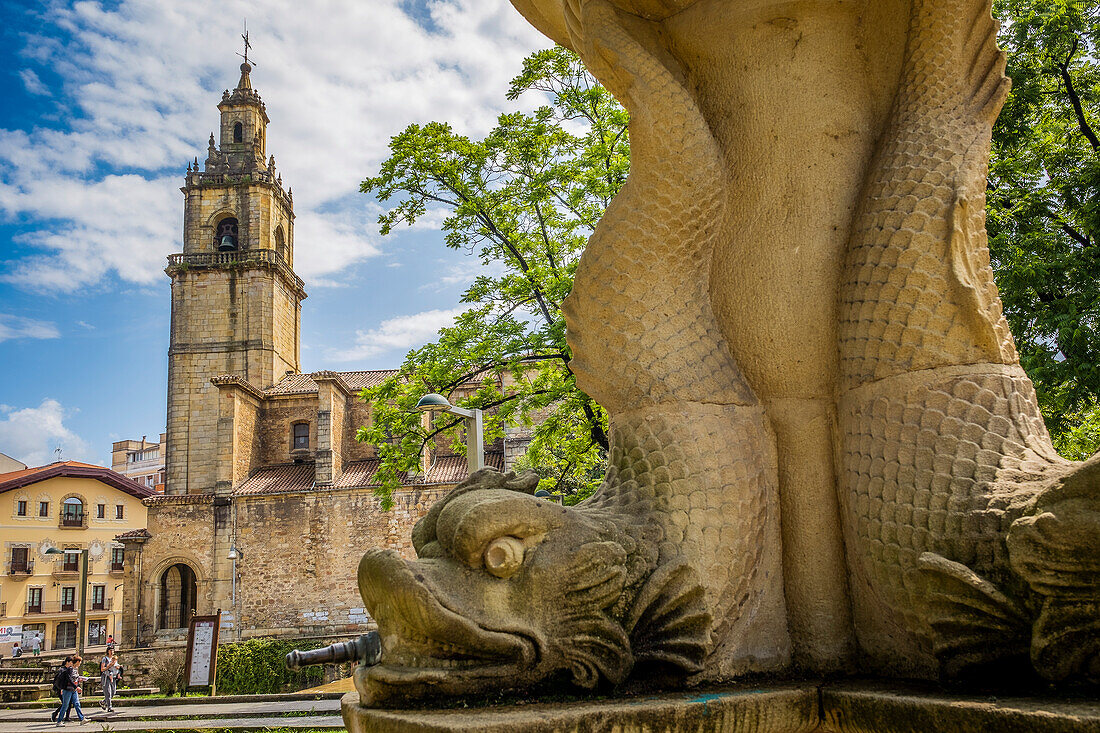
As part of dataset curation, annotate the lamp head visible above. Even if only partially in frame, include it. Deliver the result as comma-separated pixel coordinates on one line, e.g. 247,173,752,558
227,547,240,560
415,393,452,413
44,547,63,555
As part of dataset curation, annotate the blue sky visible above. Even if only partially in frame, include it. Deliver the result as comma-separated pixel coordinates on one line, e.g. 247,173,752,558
0,0,550,467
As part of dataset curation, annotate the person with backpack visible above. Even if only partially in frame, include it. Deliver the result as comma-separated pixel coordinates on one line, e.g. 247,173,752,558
52,655,87,726
50,657,72,724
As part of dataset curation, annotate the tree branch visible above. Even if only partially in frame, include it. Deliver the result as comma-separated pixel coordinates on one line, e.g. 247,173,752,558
1057,38,1100,151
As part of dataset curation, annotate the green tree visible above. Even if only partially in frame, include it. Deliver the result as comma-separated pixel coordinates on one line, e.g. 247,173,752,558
988,0,1100,444
358,48,627,507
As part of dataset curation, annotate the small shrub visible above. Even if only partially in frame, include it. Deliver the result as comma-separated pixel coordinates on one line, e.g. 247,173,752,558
150,650,187,696
214,638,326,695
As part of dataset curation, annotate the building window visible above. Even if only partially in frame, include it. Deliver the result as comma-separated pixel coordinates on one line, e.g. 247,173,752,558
128,449,158,463
292,422,309,450
91,585,106,610
115,504,124,519
215,217,239,251
88,620,107,646
16,500,27,516
275,226,287,261
233,121,243,143
22,624,45,648
56,621,76,650
9,547,30,574
96,503,105,519
39,501,49,517
62,551,80,573
61,497,84,527
60,586,75,612
110,548,124,572
27,587,42,614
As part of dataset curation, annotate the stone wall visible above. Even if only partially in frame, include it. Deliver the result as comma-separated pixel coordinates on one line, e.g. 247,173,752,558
258,396,317,465
231,486,447,635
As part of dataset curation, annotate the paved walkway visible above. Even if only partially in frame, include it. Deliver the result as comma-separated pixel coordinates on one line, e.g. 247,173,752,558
0,696,346,731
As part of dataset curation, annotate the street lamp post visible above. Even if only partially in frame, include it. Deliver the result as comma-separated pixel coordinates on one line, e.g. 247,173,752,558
227,546,242,641
45,547,89,657
415,393,484,474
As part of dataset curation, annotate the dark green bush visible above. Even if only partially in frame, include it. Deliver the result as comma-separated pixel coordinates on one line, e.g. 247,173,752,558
214,638,327,695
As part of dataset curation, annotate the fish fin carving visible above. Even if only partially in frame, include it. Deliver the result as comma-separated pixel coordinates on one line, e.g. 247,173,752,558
625,560,711,674
948,193,1008,361
912,552,1032,680
962,2,1011,123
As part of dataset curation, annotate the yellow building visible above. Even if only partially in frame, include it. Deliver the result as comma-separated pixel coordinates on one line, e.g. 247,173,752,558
0,461,152,655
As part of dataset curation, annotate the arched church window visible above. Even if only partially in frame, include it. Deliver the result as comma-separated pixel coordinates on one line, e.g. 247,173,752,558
233,121,243,143
275,226,286,262
215,218,239,252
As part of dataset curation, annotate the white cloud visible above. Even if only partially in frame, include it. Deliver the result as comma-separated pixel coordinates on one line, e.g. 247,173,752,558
0,0,550,292
0,399,91,467
0,313,60,342
328,306,467,362
18,69,50,96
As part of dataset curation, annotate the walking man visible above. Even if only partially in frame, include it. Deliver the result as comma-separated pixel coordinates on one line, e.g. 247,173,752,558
31,632,42,656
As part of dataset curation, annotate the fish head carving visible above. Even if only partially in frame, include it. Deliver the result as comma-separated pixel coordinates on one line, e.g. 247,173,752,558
354,468,709,705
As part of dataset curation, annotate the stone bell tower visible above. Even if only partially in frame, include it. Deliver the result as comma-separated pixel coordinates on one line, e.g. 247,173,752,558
164,60,306,495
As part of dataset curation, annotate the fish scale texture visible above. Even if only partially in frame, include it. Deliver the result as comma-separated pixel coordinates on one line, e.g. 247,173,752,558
563,2,753,414
840,368,1068,650
839,0,1016,392
837,0,1072,666
589,404,778,659
565,0,785,674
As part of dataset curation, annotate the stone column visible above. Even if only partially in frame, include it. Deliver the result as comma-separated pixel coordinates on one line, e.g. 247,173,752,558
312,372,347,487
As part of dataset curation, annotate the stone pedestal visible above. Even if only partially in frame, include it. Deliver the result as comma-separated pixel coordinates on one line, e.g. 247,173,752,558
342,682,1100,733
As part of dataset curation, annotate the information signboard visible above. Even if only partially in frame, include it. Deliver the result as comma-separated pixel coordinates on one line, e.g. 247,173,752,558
184,612,221,693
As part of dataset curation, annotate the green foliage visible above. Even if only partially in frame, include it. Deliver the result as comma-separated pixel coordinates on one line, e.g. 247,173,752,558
989,0,1100,436
214,638,326,695
359,47,625,507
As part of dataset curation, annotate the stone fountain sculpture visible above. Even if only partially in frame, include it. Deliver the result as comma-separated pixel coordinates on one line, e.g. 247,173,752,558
341,0,1100,709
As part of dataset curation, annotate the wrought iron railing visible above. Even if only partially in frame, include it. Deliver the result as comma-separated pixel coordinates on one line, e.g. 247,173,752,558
23,598,113,615
5,560,34,575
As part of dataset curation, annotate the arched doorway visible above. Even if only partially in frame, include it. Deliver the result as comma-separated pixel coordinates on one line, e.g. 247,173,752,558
159,563,198,630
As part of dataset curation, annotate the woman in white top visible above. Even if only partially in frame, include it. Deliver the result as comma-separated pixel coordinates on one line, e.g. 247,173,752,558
99,647,120,712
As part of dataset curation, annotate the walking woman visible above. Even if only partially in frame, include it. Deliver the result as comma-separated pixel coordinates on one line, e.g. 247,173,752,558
54,654,87,726
100,645,120,712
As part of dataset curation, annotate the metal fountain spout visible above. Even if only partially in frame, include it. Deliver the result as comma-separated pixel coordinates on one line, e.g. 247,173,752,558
285,631,382,671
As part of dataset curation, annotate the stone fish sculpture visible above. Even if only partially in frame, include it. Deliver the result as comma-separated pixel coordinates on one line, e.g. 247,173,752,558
348,0,1100,705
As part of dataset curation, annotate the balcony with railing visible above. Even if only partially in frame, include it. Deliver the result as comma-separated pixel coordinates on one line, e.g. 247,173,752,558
23,598,113,616
166,248,305,292
60,511,85,528
5,559,34,577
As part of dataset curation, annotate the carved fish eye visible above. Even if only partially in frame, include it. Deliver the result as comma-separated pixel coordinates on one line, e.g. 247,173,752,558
484,536,525,578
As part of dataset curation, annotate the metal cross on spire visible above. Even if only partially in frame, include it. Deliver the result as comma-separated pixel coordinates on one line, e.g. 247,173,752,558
237,22,256,67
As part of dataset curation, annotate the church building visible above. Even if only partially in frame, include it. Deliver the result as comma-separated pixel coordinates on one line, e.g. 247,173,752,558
118,61,513,648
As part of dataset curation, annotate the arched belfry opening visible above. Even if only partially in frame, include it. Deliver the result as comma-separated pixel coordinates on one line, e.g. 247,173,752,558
159,563,198,630
275,226,287,262
233,121,243,143
215,217,239,251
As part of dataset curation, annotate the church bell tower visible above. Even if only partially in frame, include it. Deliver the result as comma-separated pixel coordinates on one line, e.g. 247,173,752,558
165,59,306,495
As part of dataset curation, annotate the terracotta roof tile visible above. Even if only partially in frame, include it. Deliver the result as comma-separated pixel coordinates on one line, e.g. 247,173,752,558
115,528,151,540
231,451,505,497
144,493,214,506
265,370,398,396
234,462,316,495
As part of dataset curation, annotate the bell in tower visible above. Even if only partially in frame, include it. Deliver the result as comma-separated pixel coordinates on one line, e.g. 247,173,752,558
216,218,239,251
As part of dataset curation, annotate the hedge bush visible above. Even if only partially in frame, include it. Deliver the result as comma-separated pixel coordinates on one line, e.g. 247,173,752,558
214,638,328,695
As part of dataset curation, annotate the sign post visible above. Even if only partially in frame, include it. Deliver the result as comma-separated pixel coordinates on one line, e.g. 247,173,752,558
184,612,221,697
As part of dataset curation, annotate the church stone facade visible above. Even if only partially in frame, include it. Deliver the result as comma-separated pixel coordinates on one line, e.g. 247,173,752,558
119,63,509,648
